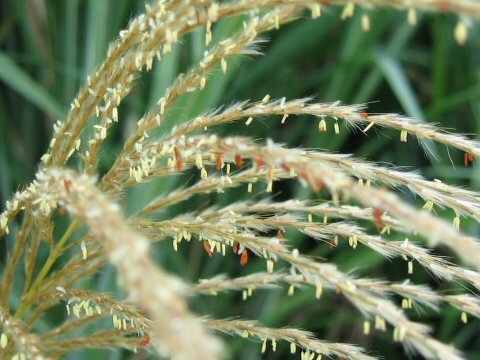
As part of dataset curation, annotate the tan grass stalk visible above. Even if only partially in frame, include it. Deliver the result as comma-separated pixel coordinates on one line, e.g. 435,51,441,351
0,214,32,308
324,0,480,16
36,288,151,335
0,306,51,360
103,4,477,188
30,246,106,315
0,2,472,226
43,0,206,167
192,272,286,295
1,4,475,239
144,215,478,317
307,152,480,221
139,218,462,359
17,238,104,322
190,205,480,289
193,272,432,306
31,168,223,360
43,0,314,169
207,318,377,360
117,98,480,222
193,272,480,320
122,98,480,173
41,329,141,357
444,295,480,319
23,219,48,295
136,167,283,216
165,134,480,269
41,316,103,342
101,7,303,188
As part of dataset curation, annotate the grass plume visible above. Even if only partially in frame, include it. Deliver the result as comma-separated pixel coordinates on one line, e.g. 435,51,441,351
1,1,480,359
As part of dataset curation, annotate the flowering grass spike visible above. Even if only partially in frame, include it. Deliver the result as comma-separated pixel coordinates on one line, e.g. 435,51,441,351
1,0,480,359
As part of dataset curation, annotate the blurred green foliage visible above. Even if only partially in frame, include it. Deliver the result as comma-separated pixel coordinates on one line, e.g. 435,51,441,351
0,1,479,359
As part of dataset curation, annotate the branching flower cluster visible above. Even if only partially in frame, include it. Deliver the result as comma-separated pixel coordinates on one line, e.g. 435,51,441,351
1,0,480,359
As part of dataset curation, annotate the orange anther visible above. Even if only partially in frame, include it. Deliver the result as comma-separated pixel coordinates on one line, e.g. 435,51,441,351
174,147,184,171
240,249,249,266
235,154,244,168
203,241,214,257
465,152,474,167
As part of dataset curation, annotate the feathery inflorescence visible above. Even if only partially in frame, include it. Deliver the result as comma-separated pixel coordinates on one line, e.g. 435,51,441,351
1,1,480,359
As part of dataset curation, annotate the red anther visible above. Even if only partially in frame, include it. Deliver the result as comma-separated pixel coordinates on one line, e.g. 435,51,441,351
235,154,244,168
300,171,324,193
374,208,384,232
277,230,285,239
64,179,72,193
360,112,369,118
299,171,308,181
281,162,291,172
255,158,266,172
215,152,224,170
203,241,214,257
59,207,68,216
465,152,474,167
240,249,249,266
140,334,150,346
174,147,184,171
233,241,239,254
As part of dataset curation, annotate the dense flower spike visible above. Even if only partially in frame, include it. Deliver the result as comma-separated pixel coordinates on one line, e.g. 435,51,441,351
1,1,480,359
